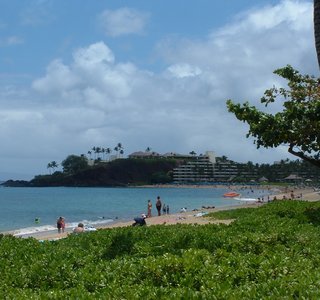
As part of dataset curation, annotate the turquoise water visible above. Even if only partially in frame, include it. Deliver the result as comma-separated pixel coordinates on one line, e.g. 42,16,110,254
0,186,270,235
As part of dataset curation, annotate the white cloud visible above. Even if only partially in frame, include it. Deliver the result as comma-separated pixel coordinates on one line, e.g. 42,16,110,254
98,7,149,37
32,42,136,102
32,59,79,94
167,63,202,78
159,0,315,105
217,0,311,35
73,42,115,67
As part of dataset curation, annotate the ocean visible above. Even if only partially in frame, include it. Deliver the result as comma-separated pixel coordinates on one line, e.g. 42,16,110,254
0,186,271,236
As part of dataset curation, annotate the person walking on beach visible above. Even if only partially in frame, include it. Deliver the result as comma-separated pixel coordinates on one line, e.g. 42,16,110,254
147,199,152,217
156,196,162,216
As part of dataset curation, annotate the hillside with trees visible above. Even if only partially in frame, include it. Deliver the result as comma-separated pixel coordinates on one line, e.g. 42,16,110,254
3,153,320,187
20,157,179,187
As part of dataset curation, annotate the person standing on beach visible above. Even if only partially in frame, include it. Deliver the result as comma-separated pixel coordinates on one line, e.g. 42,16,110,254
61,217,66,233
156,196,162,216
57,216,63,233
162,204,166,215
147,199,152,217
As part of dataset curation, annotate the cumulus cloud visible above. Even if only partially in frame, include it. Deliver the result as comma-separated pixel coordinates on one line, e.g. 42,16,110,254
98,7,149,37
32,59,79,94
167,63,202,78
32,42,138,103
0,0,317,178
159,0,315,104
73,42,115,66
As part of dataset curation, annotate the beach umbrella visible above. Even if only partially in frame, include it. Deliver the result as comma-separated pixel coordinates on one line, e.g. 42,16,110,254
284,174,303,180
259,176,268,182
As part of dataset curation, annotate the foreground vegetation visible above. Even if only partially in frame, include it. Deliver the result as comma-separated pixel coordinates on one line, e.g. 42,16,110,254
1,200,320,298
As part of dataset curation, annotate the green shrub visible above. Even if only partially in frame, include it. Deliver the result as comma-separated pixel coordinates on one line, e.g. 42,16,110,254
2,200,320,298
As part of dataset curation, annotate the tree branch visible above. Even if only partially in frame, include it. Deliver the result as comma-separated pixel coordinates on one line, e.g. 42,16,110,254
288,144,320,168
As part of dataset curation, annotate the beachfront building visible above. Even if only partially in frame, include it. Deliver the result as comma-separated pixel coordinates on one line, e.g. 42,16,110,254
128,149,278,183
212,159,239,182
213,159,259,182
173,151,216,183
172,153,259,183
128,151,195,160
128,151,160,159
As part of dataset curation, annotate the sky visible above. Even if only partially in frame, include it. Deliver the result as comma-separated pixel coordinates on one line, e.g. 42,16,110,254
0,0,317,180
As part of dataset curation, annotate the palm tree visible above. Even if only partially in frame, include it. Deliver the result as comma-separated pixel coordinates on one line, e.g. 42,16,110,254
47,161,59,174
101,148,106,161
114,146,119,158
96,147,101,159
221,155,228,162
47,162,52,174
92,147,96,159
189,151,196,157
115,143,123,158
51,161,58,172
314,0,320,68
105,147,111,161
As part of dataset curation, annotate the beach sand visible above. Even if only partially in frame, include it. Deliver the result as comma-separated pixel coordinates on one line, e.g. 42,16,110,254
11,186,320,241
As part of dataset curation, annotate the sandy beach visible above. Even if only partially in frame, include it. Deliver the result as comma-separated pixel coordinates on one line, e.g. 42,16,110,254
23,203,253,241
9,185,320,241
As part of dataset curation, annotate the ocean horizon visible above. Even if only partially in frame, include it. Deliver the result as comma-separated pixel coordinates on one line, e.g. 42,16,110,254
0,186,271,236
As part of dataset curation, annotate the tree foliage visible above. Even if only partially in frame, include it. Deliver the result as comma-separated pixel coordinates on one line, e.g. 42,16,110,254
47,161,59,174
315,0,320,68
61,155,88,175
226,65,320,168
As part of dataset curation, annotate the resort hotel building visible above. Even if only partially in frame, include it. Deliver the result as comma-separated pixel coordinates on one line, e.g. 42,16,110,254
129,150,258,183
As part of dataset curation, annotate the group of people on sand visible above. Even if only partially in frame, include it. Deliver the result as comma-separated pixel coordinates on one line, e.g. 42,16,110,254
147,196,169,217
57,196,171,230
57,216,85,234
133,195,170,226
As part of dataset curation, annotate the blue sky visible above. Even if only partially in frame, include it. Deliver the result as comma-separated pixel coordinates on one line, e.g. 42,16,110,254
0,0,317,179
2,0,280,76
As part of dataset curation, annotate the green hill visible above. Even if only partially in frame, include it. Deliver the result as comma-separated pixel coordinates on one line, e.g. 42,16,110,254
28,158,179,187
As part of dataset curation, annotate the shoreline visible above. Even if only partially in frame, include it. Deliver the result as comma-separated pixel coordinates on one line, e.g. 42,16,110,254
5,185,320,241
10,201,256,240
17,202,262,241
